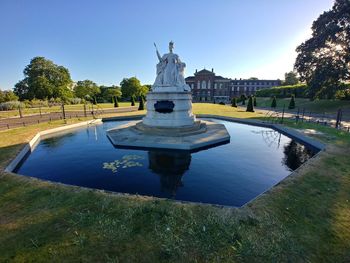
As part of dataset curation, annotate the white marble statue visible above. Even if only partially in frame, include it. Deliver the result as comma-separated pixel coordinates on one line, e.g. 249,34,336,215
153,41,190,91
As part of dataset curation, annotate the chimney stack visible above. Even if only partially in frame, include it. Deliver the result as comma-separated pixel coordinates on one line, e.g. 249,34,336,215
211,68,214,72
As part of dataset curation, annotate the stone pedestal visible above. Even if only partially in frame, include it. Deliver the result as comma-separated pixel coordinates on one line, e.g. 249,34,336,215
142,90,195,128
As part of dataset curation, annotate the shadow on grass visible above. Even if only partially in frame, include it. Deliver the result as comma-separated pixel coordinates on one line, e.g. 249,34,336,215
0,111,349,261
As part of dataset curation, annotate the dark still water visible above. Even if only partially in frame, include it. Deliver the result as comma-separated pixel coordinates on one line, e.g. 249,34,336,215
16,119,316,207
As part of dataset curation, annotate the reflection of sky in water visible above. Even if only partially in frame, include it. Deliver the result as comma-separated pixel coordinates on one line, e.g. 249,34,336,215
16,119,316,207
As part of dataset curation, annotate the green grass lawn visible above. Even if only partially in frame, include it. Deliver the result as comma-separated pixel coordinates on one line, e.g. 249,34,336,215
0,102,135,118
0,103,350,262
256,97,350,113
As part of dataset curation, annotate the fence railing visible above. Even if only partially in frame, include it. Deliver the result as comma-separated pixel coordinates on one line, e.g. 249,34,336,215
264,106,350,132
0,104,137,130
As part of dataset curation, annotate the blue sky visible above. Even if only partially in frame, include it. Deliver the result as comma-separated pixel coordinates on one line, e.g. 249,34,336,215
0,0,334,90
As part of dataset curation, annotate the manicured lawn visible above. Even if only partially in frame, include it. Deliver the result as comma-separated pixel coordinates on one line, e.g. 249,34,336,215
0,102,135,118
0,103,349,262
256,97,350,113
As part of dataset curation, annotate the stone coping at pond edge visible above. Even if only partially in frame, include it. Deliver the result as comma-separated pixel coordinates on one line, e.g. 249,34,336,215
4,115,326,208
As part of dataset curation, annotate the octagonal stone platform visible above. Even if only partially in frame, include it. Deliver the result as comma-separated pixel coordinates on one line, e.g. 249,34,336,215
107,120,230,151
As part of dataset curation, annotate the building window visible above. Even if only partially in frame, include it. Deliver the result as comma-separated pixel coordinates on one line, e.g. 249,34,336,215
208,80,211,89
220,83,222,89
214,83,217,89
197,81,200,89
191,84,194,90
201,80,206,89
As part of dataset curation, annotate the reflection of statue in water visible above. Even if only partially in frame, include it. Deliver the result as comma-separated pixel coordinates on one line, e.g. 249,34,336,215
148,151,191,197
283,140,315,170
153,41,190,91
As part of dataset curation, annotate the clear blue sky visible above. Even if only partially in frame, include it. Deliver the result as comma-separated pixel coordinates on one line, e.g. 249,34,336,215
0,0,334,90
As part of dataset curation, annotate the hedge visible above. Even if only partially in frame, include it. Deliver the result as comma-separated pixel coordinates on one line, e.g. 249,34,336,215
256,84,308,98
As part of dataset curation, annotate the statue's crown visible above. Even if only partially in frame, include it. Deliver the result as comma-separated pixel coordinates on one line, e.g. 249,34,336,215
169,41,174,46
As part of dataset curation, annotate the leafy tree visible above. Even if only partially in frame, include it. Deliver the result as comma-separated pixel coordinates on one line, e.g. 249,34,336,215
138,96,145,110
138,85,150,97
98,85,122,102
231,97,237,107
0,90,18,103
288,94,296,109
294,0,350,99
246,96,254,112
74,80,100,101
271,96,277,108
248,77,259,80
14,57,73,100
120,77,142,99
284,71,299,86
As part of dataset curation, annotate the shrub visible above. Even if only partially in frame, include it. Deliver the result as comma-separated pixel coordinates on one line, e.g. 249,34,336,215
0,90,18,103
70,98,82,104
288,94,296,109
246,96,254,112
0,101,23,111
231,97,237,107
138,96,144,110
240,94,247,105
271,96,277,108
253,96,257,107
335,89,350,100
219,102,225,105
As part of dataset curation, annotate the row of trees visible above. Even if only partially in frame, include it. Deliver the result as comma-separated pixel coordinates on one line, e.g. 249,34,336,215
13,57,150,103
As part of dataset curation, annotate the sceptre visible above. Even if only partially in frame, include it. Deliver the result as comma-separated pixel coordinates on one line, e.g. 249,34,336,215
154,42,162,62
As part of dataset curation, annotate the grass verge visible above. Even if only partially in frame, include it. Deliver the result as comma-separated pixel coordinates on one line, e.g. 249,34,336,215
0,103,349,262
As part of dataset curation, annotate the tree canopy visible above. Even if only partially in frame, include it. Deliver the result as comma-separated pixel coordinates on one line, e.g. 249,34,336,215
294,0,350,99
283,71,299,86
14,57,73,101
120,77,149,99
73,80,100,100
98,85,122,102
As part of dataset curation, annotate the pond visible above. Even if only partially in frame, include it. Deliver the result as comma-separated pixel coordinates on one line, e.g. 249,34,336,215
15,119,317,207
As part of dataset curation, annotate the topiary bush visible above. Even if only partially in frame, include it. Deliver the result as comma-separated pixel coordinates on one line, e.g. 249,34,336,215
288,94,295,109
231,97,237,107
271,96,277,108
240,94,247,105
253,96,257,107
246,96,254,112
138,96,144,110
113,96,119,107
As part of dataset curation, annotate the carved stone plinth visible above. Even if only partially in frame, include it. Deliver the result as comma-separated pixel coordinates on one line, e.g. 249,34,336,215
142,90,195,128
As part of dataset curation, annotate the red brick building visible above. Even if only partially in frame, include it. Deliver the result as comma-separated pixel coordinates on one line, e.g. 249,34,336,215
185,68,281,103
